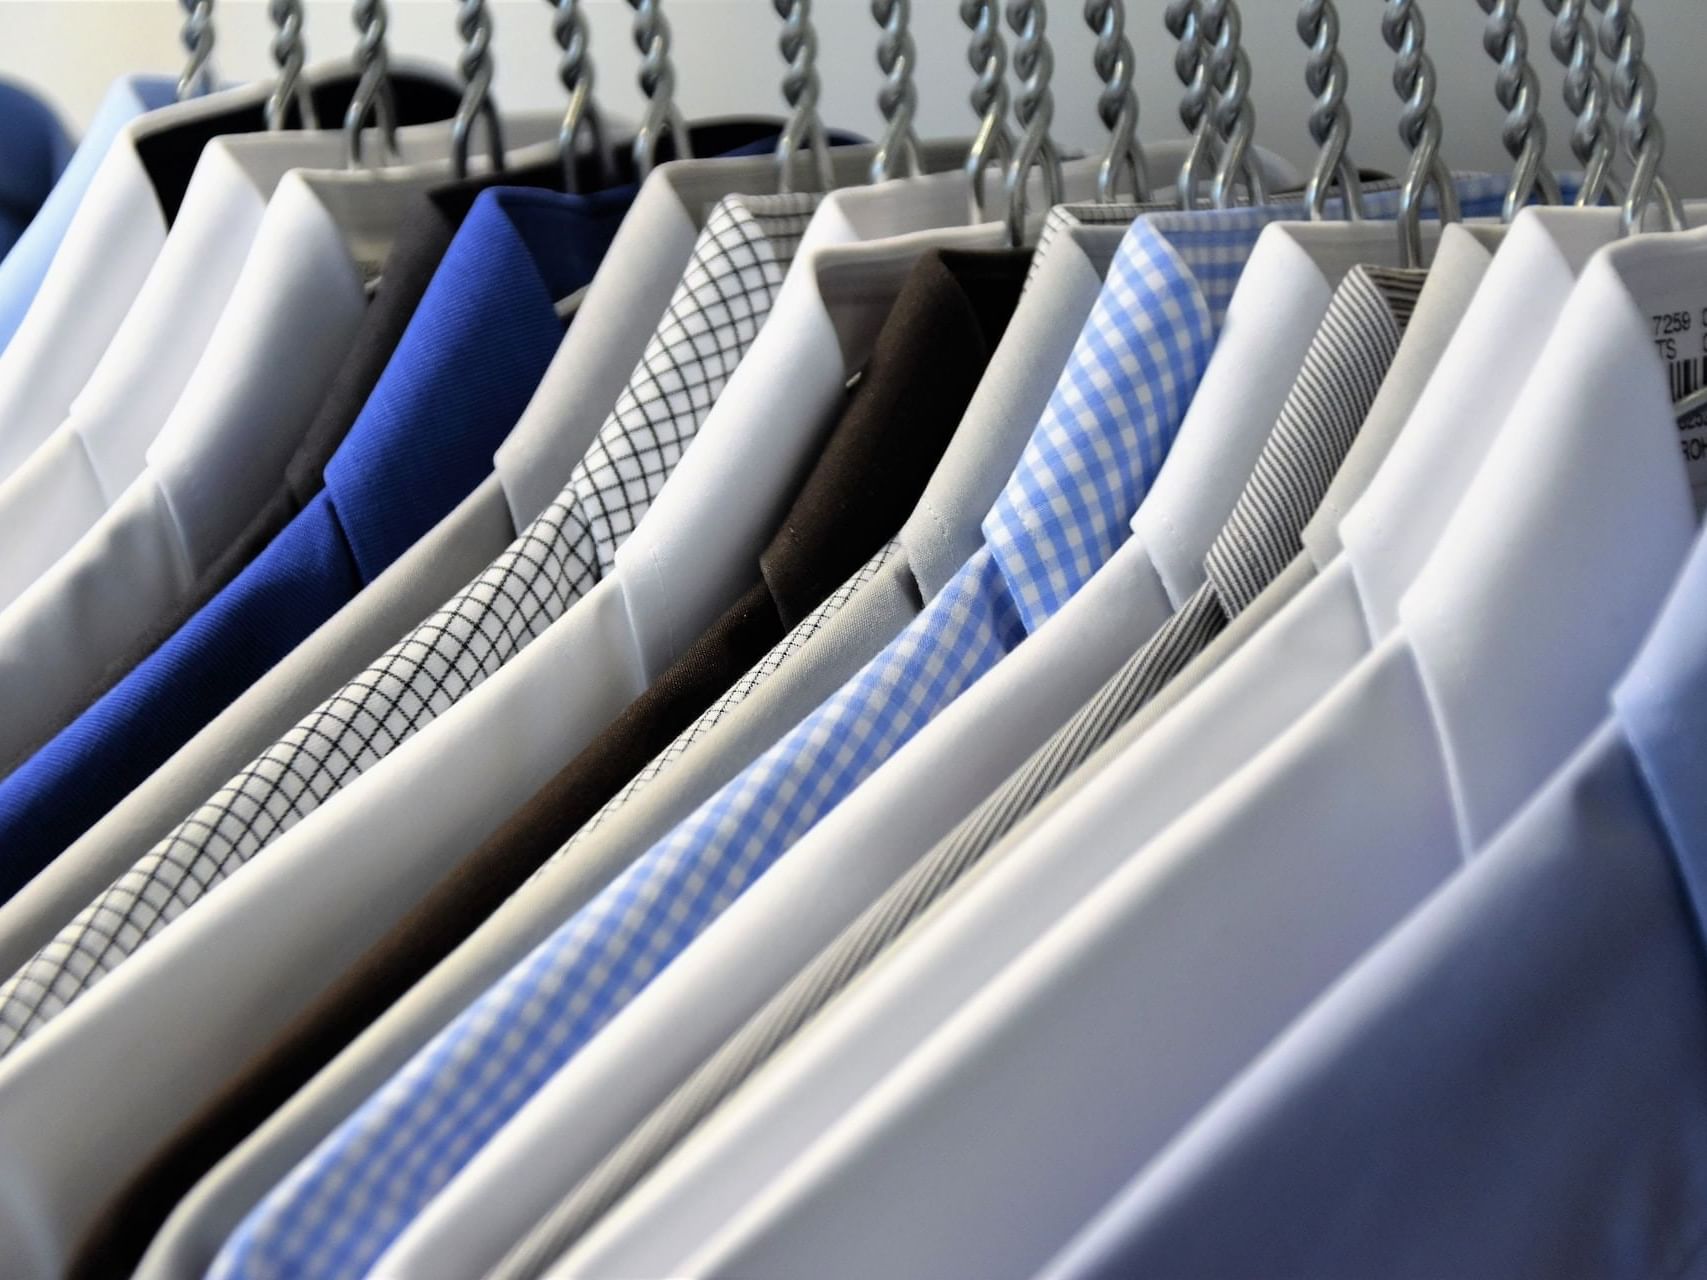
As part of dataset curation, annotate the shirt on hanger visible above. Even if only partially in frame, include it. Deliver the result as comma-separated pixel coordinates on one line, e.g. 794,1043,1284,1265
0,124,810,985
0,182,640,1046
0,67,460,485
67,245,1030,1280
472,259,1428,1280
210,194,1253,1280
672,228,1699,1280
0,78,72,263
0,75,175,356
1042,530,1707,1280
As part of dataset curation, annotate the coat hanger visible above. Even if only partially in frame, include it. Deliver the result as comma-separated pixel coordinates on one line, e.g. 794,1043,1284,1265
264,0,317,130
1001,0,1065,246
1540,0,1621,206
868,0,923,183
1596,0,1685,236
175,0,216,101
773,0,831,193
1172,0,1264,212
451,0,507,177
1383,0,1458,267
1084,0,1149,203
1476,0,1562,221
549,0,606,192
1297,1,1363,220
960,0,1013,223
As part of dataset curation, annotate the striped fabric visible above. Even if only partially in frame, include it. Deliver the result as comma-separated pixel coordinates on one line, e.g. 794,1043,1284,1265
486,262,1428,1280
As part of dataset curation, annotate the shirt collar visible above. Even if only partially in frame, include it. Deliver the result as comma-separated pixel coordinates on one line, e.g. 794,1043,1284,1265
322,185,631,578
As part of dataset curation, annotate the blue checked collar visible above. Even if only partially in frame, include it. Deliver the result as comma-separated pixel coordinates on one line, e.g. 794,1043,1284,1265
981,172,1511,634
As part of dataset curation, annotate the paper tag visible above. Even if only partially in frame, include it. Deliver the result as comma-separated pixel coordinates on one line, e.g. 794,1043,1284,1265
1647,304,1707,503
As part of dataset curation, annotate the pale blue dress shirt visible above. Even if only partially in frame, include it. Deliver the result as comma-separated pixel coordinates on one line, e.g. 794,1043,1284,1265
1043,523,1707,1280
0,78,71,267
0,75,175,355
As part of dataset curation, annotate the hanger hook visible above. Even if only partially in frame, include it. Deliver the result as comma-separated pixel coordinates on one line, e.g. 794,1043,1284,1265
773,0,831,193
176,0,216,101
1169,0,1222,211
1594,0,1685,234
1297,1,1363,220
961,0,1014,222
870,0,923,183
1002,0,1065,246
1383,0,1457,268
1083,0,1148,204
628,0,691,178
344,0,400,168
1205,0,1265,210
550,0,607,192
1477,0,1563,220
450,0,506,178
1538,0,1620,206
265,0,317,130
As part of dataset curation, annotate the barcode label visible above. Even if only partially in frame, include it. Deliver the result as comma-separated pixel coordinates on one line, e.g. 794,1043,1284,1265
1672,356,1706,407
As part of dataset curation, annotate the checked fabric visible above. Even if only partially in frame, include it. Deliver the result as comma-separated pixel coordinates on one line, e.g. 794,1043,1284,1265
485,263,1433,1280
214,179,1509,1280
0,193,821,1058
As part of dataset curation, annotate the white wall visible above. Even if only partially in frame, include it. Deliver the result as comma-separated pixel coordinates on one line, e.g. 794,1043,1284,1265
3,0,1707,196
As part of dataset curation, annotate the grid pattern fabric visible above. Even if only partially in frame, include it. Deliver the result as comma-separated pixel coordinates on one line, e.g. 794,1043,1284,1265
0,194,820,1058
544,539,902,874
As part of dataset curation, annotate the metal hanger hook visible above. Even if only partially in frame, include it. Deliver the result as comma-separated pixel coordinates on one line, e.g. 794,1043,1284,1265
451,0,507,179
1083,0,1148,204
1594,0,1685,235
1205,0,1265,210
1476,0,1562,221
1538,0,1620,207
1383,0,1458,268
344,0,400,169
265,0,317,130
549,0,608,192
1003,0,1066,246
870,0,923,184
629,0,692,178
176,0,216,101
961,0,1014,222
773,0,831,193
1298,0,1364,221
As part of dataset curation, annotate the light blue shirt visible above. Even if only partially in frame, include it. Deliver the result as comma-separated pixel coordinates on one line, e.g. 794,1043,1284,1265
0,79,71,267
0,75,175,355
1044,523,1707,1280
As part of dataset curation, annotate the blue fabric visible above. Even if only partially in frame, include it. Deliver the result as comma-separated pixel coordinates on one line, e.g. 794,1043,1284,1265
0,76,173,356
1043,527,1707,1280
0,79,72,264
0,185,634,901
214,172,1513,1280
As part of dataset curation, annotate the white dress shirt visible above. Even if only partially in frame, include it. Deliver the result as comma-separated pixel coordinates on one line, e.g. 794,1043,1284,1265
0,117,549,615
0,142,896,983
373,216,1435,1280
0,163,441,772
667,225,1703,1280
0,166,1097,1280
551,204,1654,1276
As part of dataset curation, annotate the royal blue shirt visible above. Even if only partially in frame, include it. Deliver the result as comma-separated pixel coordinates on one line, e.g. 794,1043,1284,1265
0,185,632,897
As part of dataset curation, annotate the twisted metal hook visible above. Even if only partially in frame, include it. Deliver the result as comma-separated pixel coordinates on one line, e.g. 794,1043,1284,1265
265,0,316,130
1538,0,1617,205
344,0,400,168
629,0,692,176
551,0,606,191
1002,0,1065,245
176,0,216,101
1083,0,1147,203
451,0,507,178
773,0,831,192
1383,0,1458,267
961,0,1013,221
1476,0,1562,219
1595,0,1685,233
870,0,922,183
1297,0,1363,220
1206,0,1265,210
1169,0,1220,208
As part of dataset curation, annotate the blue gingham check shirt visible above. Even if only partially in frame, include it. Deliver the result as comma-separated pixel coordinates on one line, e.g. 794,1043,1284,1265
214,177,1510,1280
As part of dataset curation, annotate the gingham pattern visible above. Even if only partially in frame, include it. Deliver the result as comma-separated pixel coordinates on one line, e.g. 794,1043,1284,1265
215,181,1515,1280
481,262,1432,1280
543,539,902,873
211,210,1225,1280
0,194,820,1058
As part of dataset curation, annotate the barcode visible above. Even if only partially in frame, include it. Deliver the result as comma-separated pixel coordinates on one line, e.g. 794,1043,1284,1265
1672,357,1706,405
